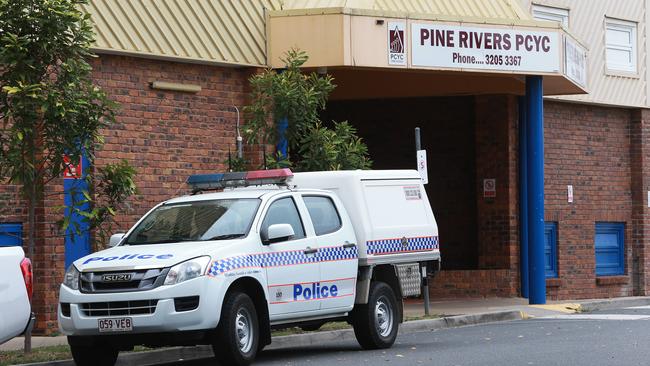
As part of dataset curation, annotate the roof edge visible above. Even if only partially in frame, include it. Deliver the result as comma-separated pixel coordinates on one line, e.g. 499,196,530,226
91,47,267,69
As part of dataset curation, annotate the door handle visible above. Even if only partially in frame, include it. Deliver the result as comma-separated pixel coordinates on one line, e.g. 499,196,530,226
343,242,356,249
303,247,318,255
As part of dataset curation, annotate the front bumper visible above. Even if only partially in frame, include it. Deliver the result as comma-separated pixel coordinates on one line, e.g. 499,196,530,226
58,275,225,336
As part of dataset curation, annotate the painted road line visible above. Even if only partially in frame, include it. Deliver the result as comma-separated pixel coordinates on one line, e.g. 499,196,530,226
624,305,650,309
540,314,650,320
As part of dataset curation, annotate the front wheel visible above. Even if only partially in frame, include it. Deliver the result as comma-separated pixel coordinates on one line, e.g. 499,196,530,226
213,292,259,366
351,281,399,349
69,343,118,366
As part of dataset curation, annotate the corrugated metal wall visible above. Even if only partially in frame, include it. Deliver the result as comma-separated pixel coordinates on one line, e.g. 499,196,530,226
279,0,530,20
521,0,648,107
84,0,282,67
375,0,529,20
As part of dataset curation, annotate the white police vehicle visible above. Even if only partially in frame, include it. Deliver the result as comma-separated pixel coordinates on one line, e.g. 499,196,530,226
59,169,440,366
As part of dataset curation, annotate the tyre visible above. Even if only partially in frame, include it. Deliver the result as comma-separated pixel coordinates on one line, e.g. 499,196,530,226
351,281,399,350
213,292,259,366
70,344,118,366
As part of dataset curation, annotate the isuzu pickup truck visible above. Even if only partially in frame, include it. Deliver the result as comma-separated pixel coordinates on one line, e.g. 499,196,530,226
0,246,34,344
59,169,440,365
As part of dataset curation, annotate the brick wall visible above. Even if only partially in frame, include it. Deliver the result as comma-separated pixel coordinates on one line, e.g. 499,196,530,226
544,101,634,300
91,55,254,233
474,95,519,270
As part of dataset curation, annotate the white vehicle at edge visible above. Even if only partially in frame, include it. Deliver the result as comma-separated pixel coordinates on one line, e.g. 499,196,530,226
0,246,34,344
58,169,441,366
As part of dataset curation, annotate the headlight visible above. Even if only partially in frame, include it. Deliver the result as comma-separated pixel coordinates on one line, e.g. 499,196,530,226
63,265,80,290
164,256,211,286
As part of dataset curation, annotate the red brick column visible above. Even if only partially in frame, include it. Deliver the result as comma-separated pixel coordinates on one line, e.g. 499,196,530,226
630,109,650,295
474,95,520,272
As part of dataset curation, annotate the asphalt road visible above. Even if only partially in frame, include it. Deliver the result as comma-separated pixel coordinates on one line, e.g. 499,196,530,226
164,305,650,366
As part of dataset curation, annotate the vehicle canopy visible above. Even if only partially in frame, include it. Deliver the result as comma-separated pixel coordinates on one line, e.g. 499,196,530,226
291,170,439,265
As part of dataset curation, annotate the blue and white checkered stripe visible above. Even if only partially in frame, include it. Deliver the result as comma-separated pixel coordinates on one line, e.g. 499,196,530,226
208,246,358,277
366,236,439,255
208,254,263,277
315,246,358,262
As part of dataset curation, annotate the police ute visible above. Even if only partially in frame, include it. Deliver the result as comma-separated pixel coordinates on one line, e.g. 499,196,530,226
58,169,440,366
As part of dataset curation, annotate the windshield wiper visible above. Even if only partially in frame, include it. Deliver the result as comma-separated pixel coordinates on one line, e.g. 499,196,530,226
127,238,196,245
203,233,246,241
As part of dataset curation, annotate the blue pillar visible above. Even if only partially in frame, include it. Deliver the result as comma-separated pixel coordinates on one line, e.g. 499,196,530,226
526,76,546,305
518,96,529,299
276,117,288,159
64,151,91,268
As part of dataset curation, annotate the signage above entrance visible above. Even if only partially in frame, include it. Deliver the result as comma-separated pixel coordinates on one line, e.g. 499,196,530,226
268,9,589,95
411,24,560,74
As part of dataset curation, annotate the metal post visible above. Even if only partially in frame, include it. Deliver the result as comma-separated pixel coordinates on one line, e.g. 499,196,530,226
518,96,529,299
415,127,431,316
526,76,546,305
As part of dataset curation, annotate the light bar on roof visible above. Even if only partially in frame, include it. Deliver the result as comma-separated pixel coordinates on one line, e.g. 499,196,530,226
187,173,225,191
187,169,293,193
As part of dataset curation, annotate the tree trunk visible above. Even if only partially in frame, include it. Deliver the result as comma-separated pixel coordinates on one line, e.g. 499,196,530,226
23,184,35,353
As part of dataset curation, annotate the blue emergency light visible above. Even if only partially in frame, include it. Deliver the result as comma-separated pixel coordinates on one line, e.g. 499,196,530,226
187,169,293,193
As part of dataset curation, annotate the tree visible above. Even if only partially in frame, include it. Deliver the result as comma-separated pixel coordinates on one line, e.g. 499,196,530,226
244,49,371,171
0,0,136,351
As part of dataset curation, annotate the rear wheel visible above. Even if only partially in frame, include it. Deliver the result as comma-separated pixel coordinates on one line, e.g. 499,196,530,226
213,292,259,366
70,344,118,366
351,281,399,349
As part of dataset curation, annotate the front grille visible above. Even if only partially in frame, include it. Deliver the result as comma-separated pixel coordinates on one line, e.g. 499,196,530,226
80,268,168,293
80,300,159,317
174,296,200,312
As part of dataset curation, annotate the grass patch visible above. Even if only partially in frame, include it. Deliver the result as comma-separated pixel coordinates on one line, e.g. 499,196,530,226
0,345,71,366
271,315,441,337
0,345,152,366
404,314,440,322
271,321,351,336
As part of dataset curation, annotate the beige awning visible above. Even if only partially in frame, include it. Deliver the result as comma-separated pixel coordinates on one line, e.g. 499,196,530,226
268,2,588,96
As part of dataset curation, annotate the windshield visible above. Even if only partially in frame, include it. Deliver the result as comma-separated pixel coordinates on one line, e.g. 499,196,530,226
125,199,260,245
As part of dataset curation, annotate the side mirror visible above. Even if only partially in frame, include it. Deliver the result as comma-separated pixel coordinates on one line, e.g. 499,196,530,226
263,224,295,244
108,233,126,247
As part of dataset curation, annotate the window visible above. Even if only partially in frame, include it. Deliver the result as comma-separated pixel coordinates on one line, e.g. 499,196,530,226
125,199,260,245
0,223,22,247
544,222,558,278
605,18,637,73
532,4,569,27
261,197,305,241
595,222,625,276
304,196,342,236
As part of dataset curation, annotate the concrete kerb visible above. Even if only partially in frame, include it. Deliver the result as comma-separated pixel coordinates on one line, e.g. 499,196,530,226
578,296,650,313
15,310,524,366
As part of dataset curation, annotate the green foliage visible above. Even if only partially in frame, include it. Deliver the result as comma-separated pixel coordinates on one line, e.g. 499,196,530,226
244,49,335,149
244,49,371,171
297,122,372,171
265,151,292,170
227,156,250,172
0,0,136,250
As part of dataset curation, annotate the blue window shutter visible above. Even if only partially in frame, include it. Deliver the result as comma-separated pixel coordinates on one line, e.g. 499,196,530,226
0,223,22,247
595,222,625,276
544,222,558,278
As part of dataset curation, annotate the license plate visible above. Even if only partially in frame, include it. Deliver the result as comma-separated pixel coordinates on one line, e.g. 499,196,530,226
98,317,133,332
